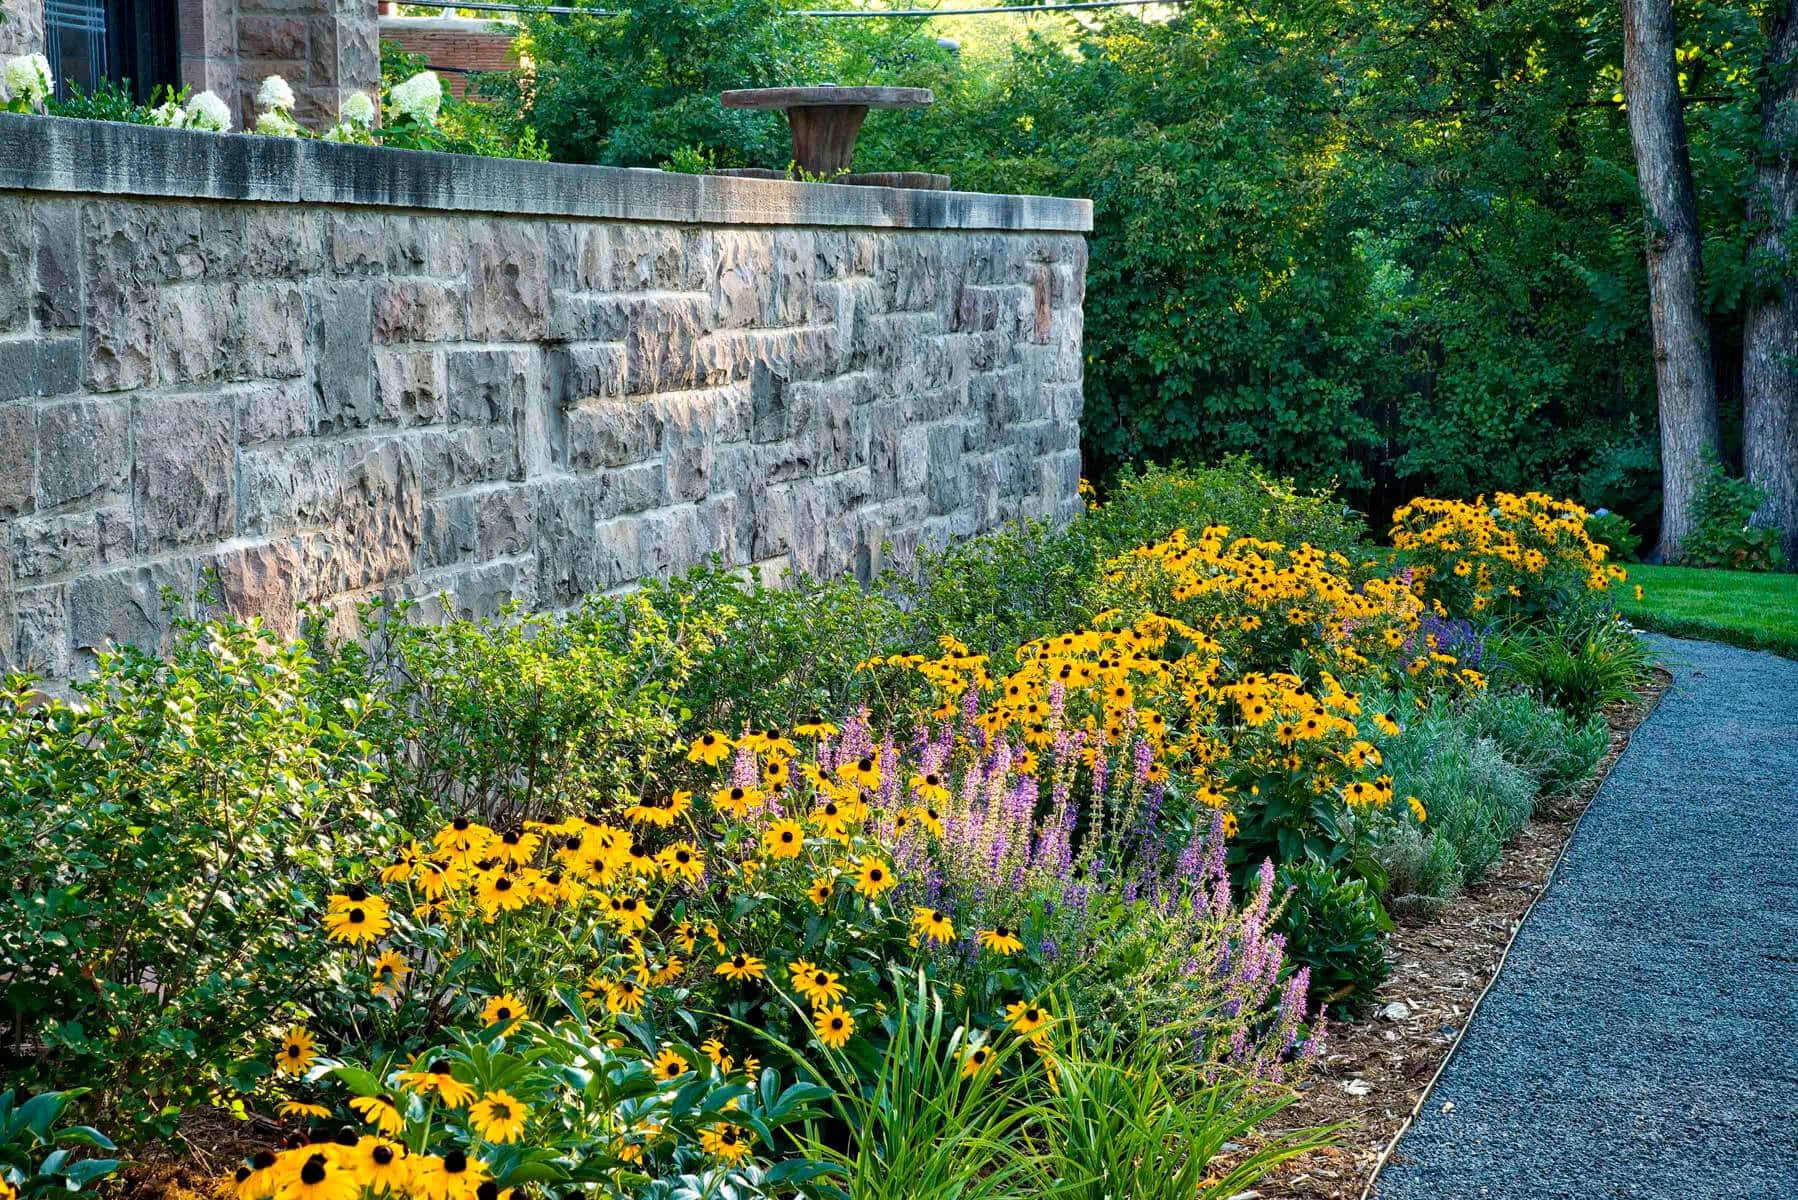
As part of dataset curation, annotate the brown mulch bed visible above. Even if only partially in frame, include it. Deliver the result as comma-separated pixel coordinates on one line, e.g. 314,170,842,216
1250,668,1673,1200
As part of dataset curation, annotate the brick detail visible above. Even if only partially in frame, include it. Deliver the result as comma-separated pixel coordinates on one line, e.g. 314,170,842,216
378,16,519,99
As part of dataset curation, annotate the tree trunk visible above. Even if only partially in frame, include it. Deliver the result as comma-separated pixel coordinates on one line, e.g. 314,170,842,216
1743,0,1798,567
1621,0,1722,562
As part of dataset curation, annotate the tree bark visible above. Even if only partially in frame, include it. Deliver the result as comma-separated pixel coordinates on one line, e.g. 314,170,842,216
1621,0,1722,562
1743,0,1798,567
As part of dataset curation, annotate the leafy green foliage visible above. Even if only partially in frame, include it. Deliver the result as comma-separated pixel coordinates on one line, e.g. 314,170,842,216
0,1089,119,1199
1585,509,1643,563
1271,861,1392,1015
1461,687,1610,804
0,615,396,1132
379,42,549,160
1492,613,1654,720
1365,695,1542,897
1044,1030,1336,1200
1684,458,1785,571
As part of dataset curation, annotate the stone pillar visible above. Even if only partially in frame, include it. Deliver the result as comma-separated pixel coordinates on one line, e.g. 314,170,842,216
230,0,380,130
0,0,45,60
178,0,239,104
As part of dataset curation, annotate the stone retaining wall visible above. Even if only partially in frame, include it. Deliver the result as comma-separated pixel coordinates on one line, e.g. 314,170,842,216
0,114,1090,678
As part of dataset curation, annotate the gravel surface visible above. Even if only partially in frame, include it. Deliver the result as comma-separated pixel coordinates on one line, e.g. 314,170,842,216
1373,635,1798,1200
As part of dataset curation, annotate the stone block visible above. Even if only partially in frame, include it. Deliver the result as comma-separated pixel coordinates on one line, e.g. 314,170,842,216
375,347,447,426
659,392,716,503
320,440,423,594
447,347,528,427
467,221,548,340
10,512,97,580
420,492,478,571
534,476,599,605
207,538,304,641
233,378,312,444
566,399,661,472
478,484,537,560
133,393,235,554
329,212,385,275
237,441,344,536
310,281,376,433
37,399,130,509
387,215,469,278
243,208,325,277
0,405,34,517
595,461,666,520
12,583,69,677
69,559,195,659
234,282,307,380
33,204,81,328
0,202,29,333
374,278,466,343
610,224,686,292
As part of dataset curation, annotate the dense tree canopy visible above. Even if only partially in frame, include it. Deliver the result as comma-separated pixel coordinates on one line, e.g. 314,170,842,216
487,0,1776,541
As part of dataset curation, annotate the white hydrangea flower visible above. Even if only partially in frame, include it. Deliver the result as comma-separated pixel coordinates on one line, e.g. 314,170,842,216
340,91,376,128
389,71,442,126
184,89,232,132
147,98,187,127
2,54,54,108
256,74,295,114
255,108,299,138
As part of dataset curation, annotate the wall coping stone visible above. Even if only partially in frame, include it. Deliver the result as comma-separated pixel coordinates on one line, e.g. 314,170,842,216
0,112,1093,232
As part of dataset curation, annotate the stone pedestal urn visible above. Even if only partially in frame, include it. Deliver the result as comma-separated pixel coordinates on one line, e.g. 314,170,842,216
719,85,947,189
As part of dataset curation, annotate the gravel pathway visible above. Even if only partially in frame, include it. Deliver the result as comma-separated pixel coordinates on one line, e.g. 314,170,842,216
1373,634,1798,1200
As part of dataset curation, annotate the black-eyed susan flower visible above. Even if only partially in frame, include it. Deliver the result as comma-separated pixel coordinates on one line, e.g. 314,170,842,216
410,1149,488,1200
467,1089,529,1144
701,1036,732,1072
698,1124,752,1165
370,950,409,999
347,1137,410,1196
807,876,835,906
1005,1000,1049,1035
977,926,1024,956
322,897,391,946
397,1059,475,1108
793,965,846,1008
281,1153,357,1200
348,1094,405,1137
714,952,765,982
656,841,705,885
911,907,955,946
232,1151,283,1200
854,860,896,900
814,1004,854,1049
794,720,838,739
605,977,645,1016
472,871,527,916
712,785,764,819
839,754,882,792
276,1100,331,1120
687,731,733,766
809,800,849,839
652,1048,689,1082
762,819,804,860
1408,796,1427,823
479,994,526,1028
275,1026,317,1076
908,772,951,805
961,1043,993,1078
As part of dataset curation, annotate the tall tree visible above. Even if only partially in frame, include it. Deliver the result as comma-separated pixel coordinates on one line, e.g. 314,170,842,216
1621,0,1722,560
1743,0,1798,565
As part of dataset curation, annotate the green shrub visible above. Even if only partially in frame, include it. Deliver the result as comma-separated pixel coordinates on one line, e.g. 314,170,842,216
900,518,1098,659
315,593,714,827
1089,458,1370,562
1271,861,1391,1015
1491,613,1652,721
1684,459,1784,571
637,562,918,732
1462,687,1609,804
1365,695,1538,897
0,617,395,1131
1584,508,1642,563
0,1089,119,1199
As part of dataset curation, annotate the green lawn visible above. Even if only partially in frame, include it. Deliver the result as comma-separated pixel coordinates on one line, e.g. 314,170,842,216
1616,564,1798,659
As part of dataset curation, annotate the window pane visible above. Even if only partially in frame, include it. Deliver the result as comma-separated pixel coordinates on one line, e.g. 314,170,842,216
45,0,110,99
